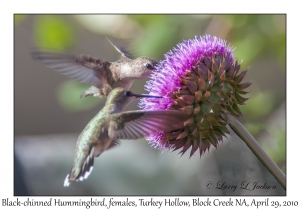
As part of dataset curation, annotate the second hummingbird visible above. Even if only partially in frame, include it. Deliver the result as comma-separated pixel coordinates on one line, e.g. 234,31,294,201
31,38,158,98
64,87,187,187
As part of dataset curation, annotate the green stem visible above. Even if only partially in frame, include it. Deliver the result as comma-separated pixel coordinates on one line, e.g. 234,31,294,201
220,112,286,190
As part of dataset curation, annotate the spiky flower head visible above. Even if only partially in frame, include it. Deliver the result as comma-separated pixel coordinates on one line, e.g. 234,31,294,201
139,35,251,158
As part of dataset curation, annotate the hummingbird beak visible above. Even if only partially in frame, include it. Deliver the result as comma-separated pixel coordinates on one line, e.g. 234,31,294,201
131,93,162,98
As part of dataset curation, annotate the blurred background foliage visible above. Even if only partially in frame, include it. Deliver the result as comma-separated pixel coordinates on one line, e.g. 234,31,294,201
14,14,285,195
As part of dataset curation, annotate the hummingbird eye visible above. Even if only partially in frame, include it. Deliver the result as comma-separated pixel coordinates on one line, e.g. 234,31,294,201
145,63,153,70
125,91,132,96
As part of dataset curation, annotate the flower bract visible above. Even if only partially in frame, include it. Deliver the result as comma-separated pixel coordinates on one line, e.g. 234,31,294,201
139,35,250,157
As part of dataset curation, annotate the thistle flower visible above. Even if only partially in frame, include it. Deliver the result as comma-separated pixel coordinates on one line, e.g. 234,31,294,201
139,35,251,157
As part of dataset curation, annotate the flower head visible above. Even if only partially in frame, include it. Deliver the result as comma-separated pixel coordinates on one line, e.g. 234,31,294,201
139,35,250,157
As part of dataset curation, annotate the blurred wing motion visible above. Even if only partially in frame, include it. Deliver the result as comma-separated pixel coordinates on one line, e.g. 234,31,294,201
108,110,187,140
31,49,111,88
106,37,134,59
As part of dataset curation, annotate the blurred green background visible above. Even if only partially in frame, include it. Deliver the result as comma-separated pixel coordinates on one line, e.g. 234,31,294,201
14,14,285,195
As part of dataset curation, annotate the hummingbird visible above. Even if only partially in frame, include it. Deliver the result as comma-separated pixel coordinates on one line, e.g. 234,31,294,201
64,87,187,187
30,38,158,98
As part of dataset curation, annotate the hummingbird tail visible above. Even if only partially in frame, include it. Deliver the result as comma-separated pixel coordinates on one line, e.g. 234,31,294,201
63,174,71,187
63,153,95,187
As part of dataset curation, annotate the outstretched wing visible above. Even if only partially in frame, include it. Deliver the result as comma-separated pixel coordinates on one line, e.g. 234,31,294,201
108,110,187,140
31,49,111,88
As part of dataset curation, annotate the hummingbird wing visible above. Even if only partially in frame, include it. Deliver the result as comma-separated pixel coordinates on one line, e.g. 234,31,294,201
106,37,134,59
108,110,187,140
31,49,111,88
